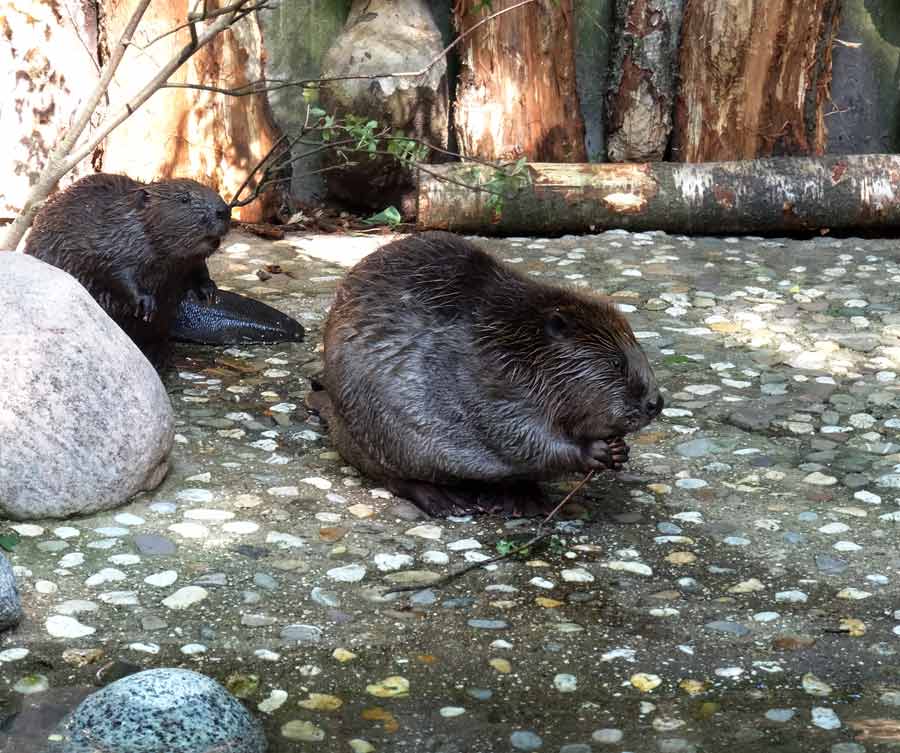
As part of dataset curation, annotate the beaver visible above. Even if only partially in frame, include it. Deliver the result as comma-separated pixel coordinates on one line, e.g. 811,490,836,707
313,231,663,517
24,173,231,367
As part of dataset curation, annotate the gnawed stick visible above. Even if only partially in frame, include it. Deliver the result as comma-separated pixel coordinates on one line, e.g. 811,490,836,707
383,471,595,596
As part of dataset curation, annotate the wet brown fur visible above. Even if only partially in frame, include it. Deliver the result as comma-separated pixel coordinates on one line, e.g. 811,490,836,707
24,173,231,367
314,231,663,517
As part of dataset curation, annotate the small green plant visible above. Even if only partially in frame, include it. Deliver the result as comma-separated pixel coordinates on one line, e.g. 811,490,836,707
363,206,403,228
484,157,530,220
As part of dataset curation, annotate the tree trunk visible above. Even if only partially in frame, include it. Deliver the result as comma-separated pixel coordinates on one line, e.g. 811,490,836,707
672,0,840,162
606,0,682,162
100,0,288,222
0,0,101,220
319,0,449,211
416,156,900,235
453,0,587,161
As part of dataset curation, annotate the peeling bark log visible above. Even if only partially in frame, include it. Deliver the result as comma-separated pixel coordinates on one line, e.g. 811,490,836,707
453,0,587,161
606,0,682,162
100,0,287,222
672,0,840,162
417,156,900,235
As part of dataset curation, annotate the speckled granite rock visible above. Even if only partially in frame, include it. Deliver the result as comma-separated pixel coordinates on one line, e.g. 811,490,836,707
48,668,266,753
0,552,22,630
0,253,173,520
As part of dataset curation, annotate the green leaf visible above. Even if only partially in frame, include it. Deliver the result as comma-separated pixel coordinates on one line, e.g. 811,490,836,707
496,539,522,556
309,106,326,118
663,355,691,366
0,533,20,552
363,206,402,228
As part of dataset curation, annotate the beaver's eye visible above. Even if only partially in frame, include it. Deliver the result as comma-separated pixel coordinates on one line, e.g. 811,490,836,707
180,194,191,204
545,310,570,339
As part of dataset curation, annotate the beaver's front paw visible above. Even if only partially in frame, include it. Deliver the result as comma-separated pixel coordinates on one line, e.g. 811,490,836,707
607,436,630,469
135,293,157,322
581,437,630,472
196,279,218,305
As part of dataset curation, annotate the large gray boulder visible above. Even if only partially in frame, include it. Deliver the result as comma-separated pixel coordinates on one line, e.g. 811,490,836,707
0,552,22,631
0,253,173,520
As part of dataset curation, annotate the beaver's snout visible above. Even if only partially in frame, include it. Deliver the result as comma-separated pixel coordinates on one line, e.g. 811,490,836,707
643,388,664,418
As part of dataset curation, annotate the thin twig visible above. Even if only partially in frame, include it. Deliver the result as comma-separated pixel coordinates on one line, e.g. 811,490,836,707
138,0,270,48
383,471,596,596
229,133,290,207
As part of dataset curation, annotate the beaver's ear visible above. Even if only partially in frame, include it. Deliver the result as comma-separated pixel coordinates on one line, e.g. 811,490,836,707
135,188,150,208
544,309,570,339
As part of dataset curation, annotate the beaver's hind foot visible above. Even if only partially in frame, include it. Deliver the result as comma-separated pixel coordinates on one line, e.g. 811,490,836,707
386,479,557,519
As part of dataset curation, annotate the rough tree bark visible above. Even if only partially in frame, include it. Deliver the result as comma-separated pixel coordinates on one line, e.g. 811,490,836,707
417,156,900,235
319,0,449,211
605,0,682,162
453,0,587,161
101,0,287,222
672,0,841,162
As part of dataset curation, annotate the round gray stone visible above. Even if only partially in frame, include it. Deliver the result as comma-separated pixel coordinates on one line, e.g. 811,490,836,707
511,730,543,751
0,254,173,520
48,668,265,752
0,554,22,631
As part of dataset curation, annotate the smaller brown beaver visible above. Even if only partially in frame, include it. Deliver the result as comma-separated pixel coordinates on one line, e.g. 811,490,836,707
313,231,663,517
24,173,231,367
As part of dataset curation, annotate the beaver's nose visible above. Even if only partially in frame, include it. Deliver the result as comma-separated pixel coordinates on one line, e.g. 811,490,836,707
643,390,664,417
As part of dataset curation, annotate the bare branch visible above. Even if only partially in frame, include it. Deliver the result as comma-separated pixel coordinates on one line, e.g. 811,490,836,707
139,0,270,49
163,0,538,97
62,1,258,172
229,133,290,207
0,0,152,248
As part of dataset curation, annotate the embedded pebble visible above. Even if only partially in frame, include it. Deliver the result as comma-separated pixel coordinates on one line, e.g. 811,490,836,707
510,730,544,750
811,707,841,730
162,586,208,610
45,615,95,638
327,564,367,582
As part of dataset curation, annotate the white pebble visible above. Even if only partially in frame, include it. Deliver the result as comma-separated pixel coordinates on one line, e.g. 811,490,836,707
327,564,366,583
811,707,841,730
184,508,235,522
373,554,413,572
447,538,482,551
176,489,213,503
162,586,208,610
223,521,259,535
301,477,332,490
819,522,850,534
85,568,126,587
553,673,578,692
168,522,209,539
775,590,808,603
422,551,449,565
145,571,178,588
561,568,594,583
45,615,95,638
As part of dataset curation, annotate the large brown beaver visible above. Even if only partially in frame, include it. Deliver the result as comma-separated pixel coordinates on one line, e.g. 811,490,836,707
24,173,231,367
313,231,663,517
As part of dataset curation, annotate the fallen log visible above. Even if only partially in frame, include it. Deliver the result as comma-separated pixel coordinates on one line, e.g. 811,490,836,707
416,156,900,236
